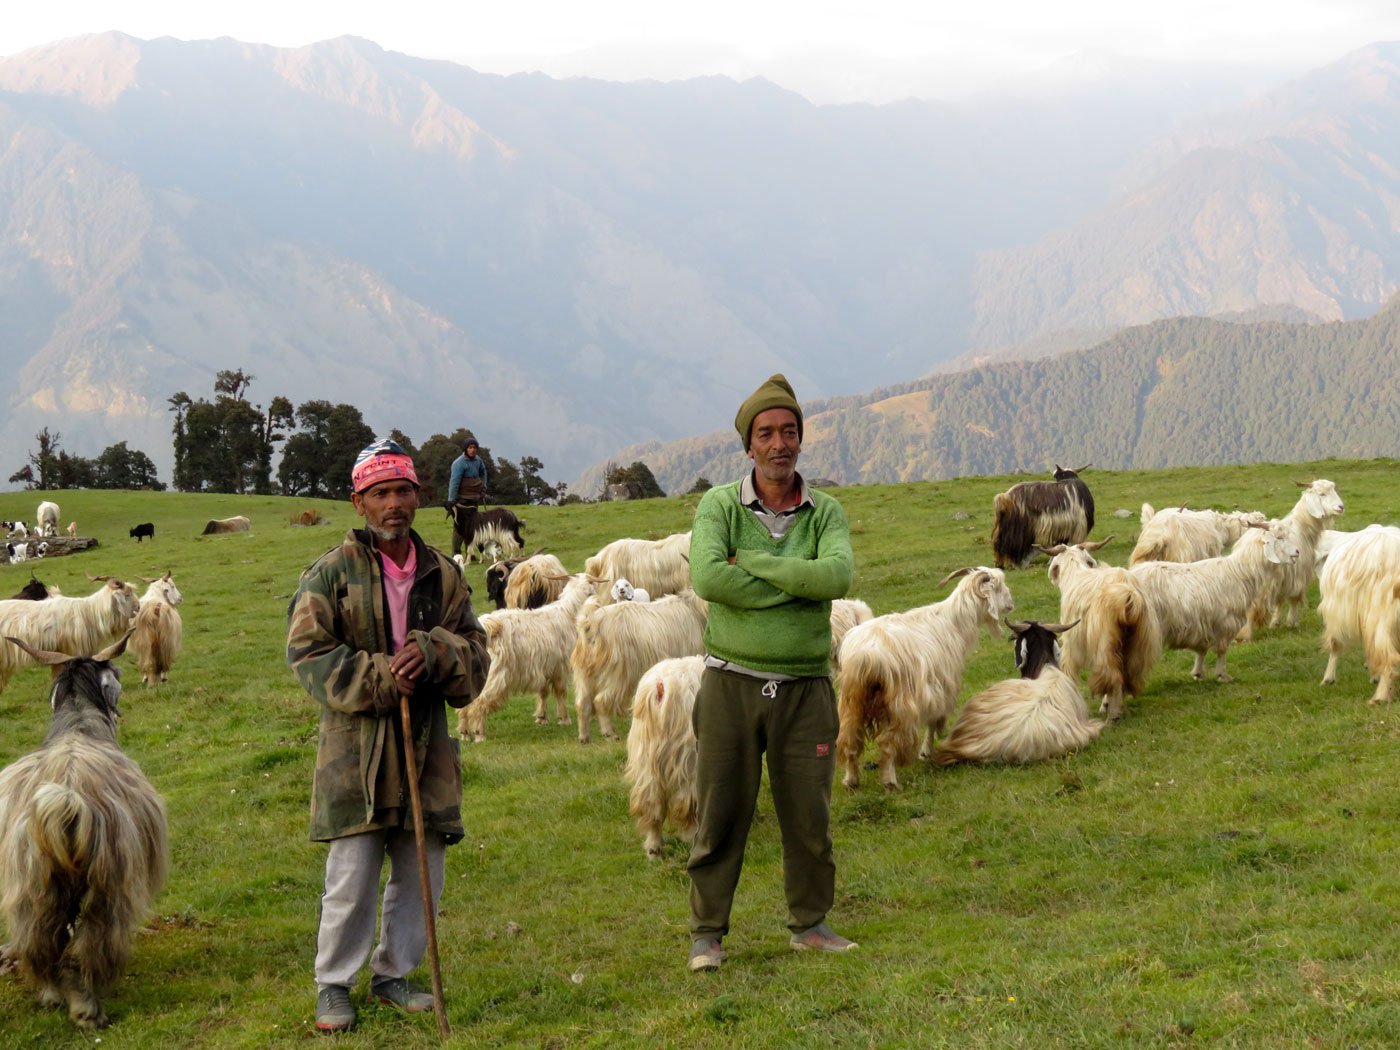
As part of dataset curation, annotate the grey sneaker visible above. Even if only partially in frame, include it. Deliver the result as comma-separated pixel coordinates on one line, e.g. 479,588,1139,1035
315,984,356,1033
790,923,859,953
369,976,435,1013
688,937,727,972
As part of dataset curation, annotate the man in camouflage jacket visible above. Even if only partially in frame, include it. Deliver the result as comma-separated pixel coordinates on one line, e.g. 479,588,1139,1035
287,438,488,1032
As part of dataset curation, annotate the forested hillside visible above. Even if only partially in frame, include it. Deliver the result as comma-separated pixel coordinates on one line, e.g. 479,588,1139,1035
586,299,1400,493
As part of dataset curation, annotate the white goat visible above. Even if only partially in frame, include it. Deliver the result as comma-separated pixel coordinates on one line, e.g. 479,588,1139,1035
623,655,703,858
586,532,691,606
0,579,141,694
571,590,708,743
1319,526,1400,704
1130,523,1300,682
932,620,1103,766
35,502,59,538
1131,504,1266,565
1045,537,1162,721
610,578,651,603
835,567,1014,791
1246,479,1345,633
457,574,594,743
129,573,184,686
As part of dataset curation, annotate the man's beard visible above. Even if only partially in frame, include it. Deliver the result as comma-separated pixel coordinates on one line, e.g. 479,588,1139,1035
368,522,411,542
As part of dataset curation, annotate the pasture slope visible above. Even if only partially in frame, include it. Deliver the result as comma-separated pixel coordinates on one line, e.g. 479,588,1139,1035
0,459,1397,1048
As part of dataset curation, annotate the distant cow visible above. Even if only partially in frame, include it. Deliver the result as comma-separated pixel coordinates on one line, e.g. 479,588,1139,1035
289,509,327,526
990,465,1095,569
447,505,524,564
130,523,156,543
201,516,251,536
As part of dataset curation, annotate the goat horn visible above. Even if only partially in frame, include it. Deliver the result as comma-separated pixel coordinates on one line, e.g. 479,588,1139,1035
1080,535,1115,551
1072,463,1092,474
1003,618,1032,633
1044,619,1081,634
87,574,113,582
937,567,973,587
1294,480,1312,488
1034,543,1067,556
94,630,135,662
4,636,75,665
138,575,159,583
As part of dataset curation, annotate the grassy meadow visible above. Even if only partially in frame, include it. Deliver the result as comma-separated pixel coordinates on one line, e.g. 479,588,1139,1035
1,458,1398,1048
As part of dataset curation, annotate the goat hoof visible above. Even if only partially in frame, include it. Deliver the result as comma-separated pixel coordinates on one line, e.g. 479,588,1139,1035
882,781,901,793
645,847,663,860
534,716,547,726
1217,674,1233,683
557,717,571,725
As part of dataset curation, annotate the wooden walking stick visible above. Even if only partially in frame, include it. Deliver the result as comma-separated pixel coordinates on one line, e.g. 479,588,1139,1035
400,694,452,1041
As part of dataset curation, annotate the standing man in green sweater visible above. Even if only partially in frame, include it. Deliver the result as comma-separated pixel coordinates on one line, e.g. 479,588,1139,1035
685,373,858,972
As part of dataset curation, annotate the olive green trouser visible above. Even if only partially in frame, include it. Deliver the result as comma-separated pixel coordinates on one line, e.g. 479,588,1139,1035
687,666,838,939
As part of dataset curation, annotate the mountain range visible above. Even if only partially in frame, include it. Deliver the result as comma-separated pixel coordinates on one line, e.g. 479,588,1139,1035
1,34,1398,487
582,298,1400,496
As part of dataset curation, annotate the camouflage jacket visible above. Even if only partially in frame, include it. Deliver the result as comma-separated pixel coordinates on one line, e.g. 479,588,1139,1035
287,528,488,843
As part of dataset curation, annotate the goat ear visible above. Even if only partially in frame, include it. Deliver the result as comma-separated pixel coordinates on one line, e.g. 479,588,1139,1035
937,567,973,587
4,636,73,665
94,630,134,662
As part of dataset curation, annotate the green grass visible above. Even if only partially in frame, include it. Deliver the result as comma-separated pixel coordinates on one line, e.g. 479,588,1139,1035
1,459,1398,1048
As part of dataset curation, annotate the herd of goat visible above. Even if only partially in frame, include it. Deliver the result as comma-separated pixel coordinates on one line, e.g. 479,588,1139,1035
0,469,1396,1027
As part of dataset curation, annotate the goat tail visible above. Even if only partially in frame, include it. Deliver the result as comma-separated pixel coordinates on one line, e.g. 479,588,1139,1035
1119,589,1162,697
25,782,96,877
928,743,963,767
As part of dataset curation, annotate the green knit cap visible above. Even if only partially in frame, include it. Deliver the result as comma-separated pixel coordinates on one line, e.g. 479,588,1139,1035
734,373,803,451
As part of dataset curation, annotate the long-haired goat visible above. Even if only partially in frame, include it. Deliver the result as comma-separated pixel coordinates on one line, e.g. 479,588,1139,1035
0,635,168,1029
457,573,594,743
1319,525,1400,704
502,553,569,609
623,655,704,858
835,567,1014,791
35,501,60,538
587,531,692,606
1044,537,1162,721
447,505,525,564
200,515,250,535
932,620,1103,766
1130,505,1266,565
129,573,184,686
990,465,1095,569
1130,522,1299,682
571,589,708,743
1245,479,1344,634
0,579,140,694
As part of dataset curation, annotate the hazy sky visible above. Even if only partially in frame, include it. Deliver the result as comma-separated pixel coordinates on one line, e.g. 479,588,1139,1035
5,1,1400,102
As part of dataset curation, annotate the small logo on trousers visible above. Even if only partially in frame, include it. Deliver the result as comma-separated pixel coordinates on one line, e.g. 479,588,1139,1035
815,743,830,757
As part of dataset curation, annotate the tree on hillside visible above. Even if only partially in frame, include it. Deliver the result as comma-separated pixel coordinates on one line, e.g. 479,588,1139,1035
94,442,165,490
170,375,289,493
25,428,63,490
604,461,666,500
278,400,375,499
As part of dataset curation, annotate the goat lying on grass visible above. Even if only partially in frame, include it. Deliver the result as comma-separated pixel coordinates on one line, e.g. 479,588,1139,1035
933,619,1103,766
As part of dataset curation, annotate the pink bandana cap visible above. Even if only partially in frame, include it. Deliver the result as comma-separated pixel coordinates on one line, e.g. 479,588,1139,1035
352,438,419,493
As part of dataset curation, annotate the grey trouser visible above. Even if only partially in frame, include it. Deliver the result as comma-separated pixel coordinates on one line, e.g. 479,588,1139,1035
687,666,838,939
315,827,446,988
